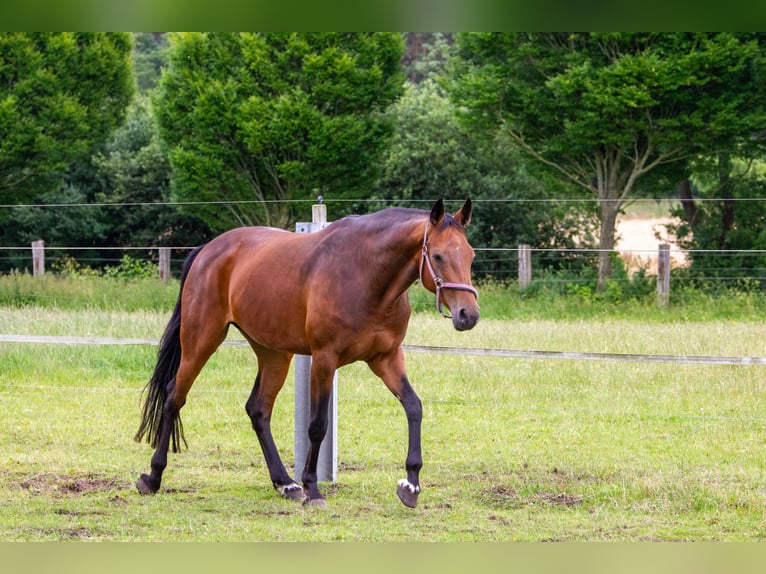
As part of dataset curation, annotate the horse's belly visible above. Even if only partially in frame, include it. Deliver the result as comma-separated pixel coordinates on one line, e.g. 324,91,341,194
230,291,311,354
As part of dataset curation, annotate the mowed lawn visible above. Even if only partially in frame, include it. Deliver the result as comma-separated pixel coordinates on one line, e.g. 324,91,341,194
0,307,764,541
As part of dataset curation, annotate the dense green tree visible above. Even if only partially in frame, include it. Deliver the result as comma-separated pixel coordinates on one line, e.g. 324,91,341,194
0,33,134,204
92,95,213,251
132,32,169,93
401,33,455,84
0,33,134,271
155,32,405,231
451,33,766,290
374,80,479,203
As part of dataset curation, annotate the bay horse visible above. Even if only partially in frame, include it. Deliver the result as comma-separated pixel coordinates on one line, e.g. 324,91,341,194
134,199,479,507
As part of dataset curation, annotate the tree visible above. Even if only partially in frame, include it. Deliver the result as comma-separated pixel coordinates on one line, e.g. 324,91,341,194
132,32,169,93
374,79,594,279
451,33,766,291
670,156,766,286
0,33,134,204
374,80,480,204
154,32,405,231
401,33,455,84
92,95,213,251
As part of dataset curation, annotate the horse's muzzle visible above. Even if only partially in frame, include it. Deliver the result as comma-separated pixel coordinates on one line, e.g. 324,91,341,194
452,306,480,331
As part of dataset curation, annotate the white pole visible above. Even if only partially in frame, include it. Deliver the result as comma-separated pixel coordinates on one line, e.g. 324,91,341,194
294,201,337,483
32,240,45,278
657,243,670,307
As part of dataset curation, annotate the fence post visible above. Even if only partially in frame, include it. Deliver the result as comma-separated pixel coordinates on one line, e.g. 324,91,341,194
32,240,45,278
294,201,337,483
657,243,670,307
158,247,171,283
518,244,532,289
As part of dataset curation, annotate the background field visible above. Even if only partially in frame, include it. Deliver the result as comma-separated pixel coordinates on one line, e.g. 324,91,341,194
1,297,765,541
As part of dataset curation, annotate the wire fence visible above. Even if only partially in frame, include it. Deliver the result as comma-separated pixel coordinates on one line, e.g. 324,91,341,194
4,244,766,298
5,196,766,209
3,197,766,286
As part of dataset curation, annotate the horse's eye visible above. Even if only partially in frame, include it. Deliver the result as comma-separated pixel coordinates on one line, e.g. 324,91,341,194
433,253,443,263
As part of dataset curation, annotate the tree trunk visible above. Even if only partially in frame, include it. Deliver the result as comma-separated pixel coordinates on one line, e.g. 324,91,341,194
597,200,620,293
677,178,699,230
717,153,734,250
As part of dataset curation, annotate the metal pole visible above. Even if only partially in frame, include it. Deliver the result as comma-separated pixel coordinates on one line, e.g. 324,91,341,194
294,200,337,483
657,244,670,307
31,240,45,278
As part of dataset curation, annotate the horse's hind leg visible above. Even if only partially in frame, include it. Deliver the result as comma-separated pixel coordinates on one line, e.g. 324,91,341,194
245,349,305,502
137,329,225,494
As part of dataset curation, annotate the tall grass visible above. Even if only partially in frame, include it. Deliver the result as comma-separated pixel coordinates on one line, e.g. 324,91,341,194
0,271,179,312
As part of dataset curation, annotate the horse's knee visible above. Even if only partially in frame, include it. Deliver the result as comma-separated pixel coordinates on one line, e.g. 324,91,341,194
405,395,422,423
245,401,269,433
399,380,422,422
307,416,328,444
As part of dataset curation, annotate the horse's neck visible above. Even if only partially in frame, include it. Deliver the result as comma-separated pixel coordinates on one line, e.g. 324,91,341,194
365,215,425,299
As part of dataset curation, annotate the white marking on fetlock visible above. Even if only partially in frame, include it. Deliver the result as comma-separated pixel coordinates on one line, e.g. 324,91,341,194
398,478,420,494
279,483,304,496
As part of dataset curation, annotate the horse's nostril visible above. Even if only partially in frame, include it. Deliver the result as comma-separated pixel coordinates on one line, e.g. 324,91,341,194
453,307,478,331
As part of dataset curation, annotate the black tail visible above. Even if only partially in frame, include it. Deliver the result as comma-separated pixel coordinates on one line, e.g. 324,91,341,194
134,245,206,453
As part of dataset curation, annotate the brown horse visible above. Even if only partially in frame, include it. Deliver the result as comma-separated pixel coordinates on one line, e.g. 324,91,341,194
134,199,479,507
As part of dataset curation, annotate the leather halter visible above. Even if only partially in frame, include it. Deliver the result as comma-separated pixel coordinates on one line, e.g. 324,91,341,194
419,219,478,319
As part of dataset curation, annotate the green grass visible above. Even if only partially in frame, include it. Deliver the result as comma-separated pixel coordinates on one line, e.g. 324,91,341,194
1,302,765,541
0,271,179,312
5,268,766,322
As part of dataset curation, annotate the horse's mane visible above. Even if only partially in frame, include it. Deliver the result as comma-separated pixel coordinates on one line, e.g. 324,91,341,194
329,206,464,236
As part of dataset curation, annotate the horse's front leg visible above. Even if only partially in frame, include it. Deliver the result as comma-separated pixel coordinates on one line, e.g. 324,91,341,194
301,353,337,506
367,348,423,508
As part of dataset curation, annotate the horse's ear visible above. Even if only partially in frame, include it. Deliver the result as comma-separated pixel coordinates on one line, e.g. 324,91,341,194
454,198,472,227
429,199,445,226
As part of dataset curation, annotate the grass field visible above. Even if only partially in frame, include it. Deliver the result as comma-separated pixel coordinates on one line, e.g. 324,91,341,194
1,300,765,541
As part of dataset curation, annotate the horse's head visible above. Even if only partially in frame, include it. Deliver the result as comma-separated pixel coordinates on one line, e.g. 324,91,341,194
419,199,480,331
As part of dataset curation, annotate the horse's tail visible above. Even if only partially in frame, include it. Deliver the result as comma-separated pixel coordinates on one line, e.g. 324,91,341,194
134,244,206,453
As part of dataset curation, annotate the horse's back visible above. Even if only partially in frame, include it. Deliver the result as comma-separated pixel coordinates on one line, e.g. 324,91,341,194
182,212,419,359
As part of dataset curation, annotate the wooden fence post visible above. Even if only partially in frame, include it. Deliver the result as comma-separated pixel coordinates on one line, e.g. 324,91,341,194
294,201,337,483
657,244,670,307
32,240,45,278
518,244,532,289
158,247,171,283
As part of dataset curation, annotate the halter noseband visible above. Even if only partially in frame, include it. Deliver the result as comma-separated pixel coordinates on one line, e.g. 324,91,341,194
419,219,478,319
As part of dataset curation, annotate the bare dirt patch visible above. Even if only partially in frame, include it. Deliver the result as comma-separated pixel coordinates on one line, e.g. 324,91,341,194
18,473,126,496
616,216,687,273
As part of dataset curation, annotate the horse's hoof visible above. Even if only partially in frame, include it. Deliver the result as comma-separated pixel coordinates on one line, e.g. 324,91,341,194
397,479,420,508
303,497,327,508
136,474,158,495
278,483,307,503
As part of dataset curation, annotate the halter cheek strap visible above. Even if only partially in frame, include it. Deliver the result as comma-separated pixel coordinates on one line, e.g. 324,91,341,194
419,221,478,319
